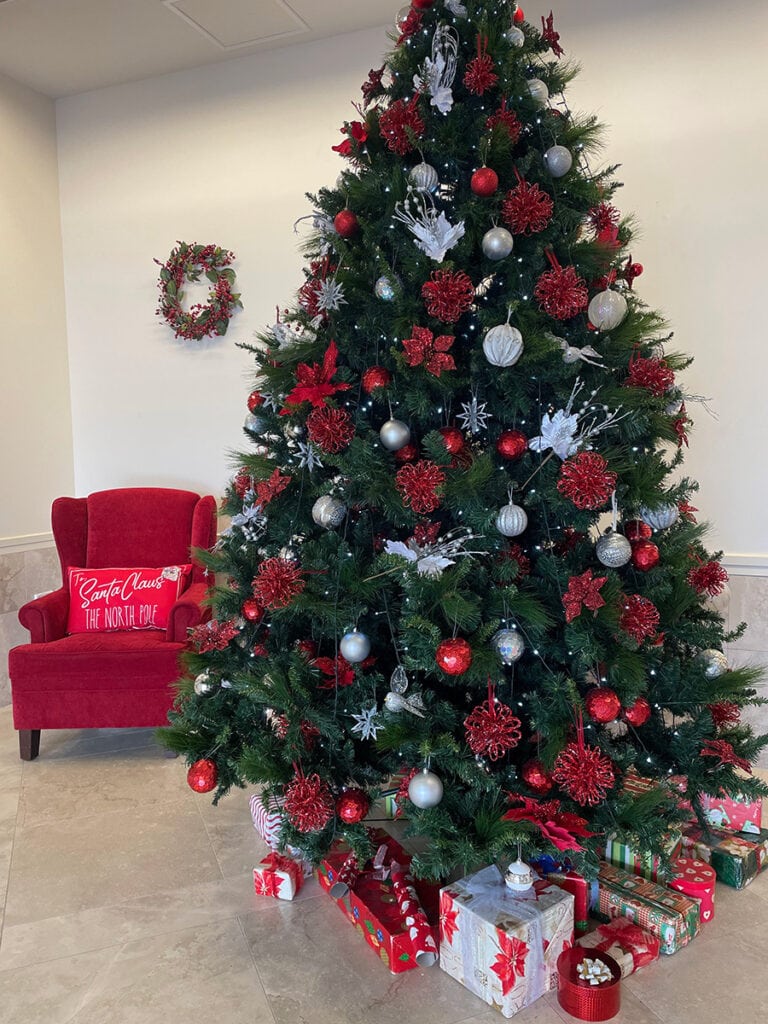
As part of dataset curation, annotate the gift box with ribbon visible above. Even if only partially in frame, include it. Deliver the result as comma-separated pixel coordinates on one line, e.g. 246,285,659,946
596,862,699,955
621,769,692,814
699,792,762,835
681,823,768,889
316,828,440,974
249,792,313,877
577,918,661,978
439,865,574,1019
604,831,682,882
253,852,304,901
531,858,598,934
557,947,622,1021
668,856,716,923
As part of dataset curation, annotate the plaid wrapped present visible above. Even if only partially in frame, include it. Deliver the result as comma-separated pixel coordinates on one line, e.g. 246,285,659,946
597,862,699,955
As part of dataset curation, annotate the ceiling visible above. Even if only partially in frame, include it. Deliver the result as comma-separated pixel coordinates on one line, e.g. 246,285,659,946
0,0,398,98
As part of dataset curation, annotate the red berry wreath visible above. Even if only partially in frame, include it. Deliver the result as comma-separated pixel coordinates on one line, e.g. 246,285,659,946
155,241,242,340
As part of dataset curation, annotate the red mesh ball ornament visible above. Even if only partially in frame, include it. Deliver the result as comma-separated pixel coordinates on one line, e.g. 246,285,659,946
585,687,621,724
379,96,425,155
334,209,360,238
619,594,660,643
624,519,652,542
436,637,473,675
361,366,392,394
557,452,617,510
502,174,553,236
496,429,528,460
306,406,355,453
709,701,740,730
241,598,264,622
284,770,335,833
422,270,475,323
336,788,370,824
187,759,218,793
534,251,589,320
252,558,306,610
624,353,675,396
623,696,652,727
296,638,318,659
521,758,554,795
471,167,499,196
247,390,264,413
463,37,498,96
395,460,446,513
631,539,660,572
464,683,523,761
439,426,465,455
687,559,729,597
552,734,615,807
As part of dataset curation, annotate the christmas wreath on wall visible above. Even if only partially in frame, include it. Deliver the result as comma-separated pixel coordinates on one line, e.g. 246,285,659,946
155,241,242,340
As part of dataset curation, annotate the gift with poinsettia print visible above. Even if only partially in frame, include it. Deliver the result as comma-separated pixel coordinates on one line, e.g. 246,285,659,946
439,865,574,1018
681,822,768,889
698,792,762,835
596,862,699,955
315,828,440,974
576,917,660,978
253,852,304,901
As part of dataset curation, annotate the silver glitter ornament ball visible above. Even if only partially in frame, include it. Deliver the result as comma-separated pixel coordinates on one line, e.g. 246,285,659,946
379,419,411,452
595,529,632,568
527,78,549,107
543,145,573,178
493,628,525,665
504,26,525,47
311,495,347,530
409,161,440,193
339,630,371,664
244,412,268,434
408,768,444,809
588,289,628,331
194,672,214,696
495,502,528,538
374,276,396,301
482,227,514,261
639,504,680,531
700,649,728,680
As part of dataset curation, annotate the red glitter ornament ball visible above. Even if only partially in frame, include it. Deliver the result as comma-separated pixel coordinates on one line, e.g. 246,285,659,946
411,0,435,8
247,390,264,413
632,539,660,572
496,429,528,460
439,426,465,455
436,637,473,675
336,788,370,825
624,519,652,542
552,742,615,806
241,598,264,622
334,209,360,238
513,6,525,23
464,689,522,761
521,758,554,795
187,759,218,794
362,366,392,395
471,167,499,196
623,696,652,727
394,442,419,463
585,687,621,724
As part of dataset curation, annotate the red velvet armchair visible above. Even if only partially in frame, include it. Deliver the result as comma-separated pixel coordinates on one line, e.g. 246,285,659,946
8,488,217,760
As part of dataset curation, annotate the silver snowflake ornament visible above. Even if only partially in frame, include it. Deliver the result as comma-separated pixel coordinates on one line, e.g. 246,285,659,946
458,394,491,434
316,278,346,313
297,442,323,472
350,705,380,741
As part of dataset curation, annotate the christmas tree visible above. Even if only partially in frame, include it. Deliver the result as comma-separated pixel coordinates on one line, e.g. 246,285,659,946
164,0,768,880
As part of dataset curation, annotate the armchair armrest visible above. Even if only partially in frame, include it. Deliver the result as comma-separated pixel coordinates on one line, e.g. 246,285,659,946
166,581,212,642
18,587,69,643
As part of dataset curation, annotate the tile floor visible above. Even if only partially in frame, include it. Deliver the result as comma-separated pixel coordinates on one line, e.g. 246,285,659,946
1,707,767,1024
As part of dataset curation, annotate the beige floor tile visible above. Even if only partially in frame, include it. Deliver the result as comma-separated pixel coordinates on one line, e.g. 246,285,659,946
0,946,118,1024
31,725,163,761
4,802,222,928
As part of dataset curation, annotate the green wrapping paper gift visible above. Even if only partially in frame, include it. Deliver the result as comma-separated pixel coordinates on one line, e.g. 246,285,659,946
597,862,700,955
604,831,682,882
681,823,768,889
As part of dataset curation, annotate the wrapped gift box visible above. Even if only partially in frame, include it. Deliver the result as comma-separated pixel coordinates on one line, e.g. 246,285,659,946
604,831,681,882
596,862,699,955
681,823,768,889
669,856,716,923
699,792,762,835
253,852,303,901
439,865,574,1018
249,792,313,876
537,867,597,934
577,918,660,978
622,769,692,814
316,828,440,974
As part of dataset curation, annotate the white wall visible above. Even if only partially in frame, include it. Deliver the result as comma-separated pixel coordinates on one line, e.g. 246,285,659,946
0,71,72,543
56,0,768,560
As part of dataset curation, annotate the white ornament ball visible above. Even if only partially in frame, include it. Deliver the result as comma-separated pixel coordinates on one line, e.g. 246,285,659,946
339,630,371,664
374,276,396,301
493,629,525,665
311,495,347,530
482,227,514,261
409,161,440,193
496,502,528,537
544,145,573,178
700,649,728,680
379,419,411,452
408,768,444,809
504,26,525,47
505,858,534,892
595,530,632,568
194,672,214,696
639,504,679,531
483,323,524,367
527,78,549,107
244,412,268,434
588,289,628,331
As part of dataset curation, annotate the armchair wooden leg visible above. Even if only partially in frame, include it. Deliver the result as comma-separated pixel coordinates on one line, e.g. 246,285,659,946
19,729,41,761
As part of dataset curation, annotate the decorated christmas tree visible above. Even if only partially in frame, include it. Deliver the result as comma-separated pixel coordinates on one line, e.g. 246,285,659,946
164,0,768,880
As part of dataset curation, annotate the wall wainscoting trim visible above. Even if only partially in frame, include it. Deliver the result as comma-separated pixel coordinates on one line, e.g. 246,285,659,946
721,554,768,577
0,532,54,554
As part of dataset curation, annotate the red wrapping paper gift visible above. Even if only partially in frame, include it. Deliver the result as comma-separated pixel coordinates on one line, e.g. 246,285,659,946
557,946,622,1021
253,852,304,901
577,918,660,978
668,856,716,924
543,870,593,934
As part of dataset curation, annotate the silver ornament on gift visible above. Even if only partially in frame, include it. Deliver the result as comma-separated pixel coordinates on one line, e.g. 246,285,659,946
379,419,411,452
595,529,632,568
374,276,396,301
482,226,514,261
194,672,214,696
504,26,525,47
339,630,371,664
505,857,534,892
493,628,525,665
483,322,524,367
527,78,549,107
639,504,679,531
496,502,528,537
244,412,268,434
311,495,346,530
588,288,628,331
408,768,444,809
409,161,440,193
700,649,728,679
544,145,573,178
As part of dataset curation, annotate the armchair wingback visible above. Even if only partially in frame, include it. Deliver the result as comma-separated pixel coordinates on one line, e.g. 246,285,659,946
8,487,217,760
